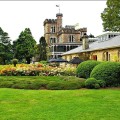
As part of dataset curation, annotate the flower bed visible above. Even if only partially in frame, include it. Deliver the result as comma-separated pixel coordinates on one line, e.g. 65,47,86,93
0,64,76,76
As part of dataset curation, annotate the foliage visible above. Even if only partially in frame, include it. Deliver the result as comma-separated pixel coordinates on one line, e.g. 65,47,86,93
101,0,120,32
37,36,47,61
0,76,85,90
13,28,36,64
90,62,120,86
97,80,106,88
0,64,76,76
88,33,95,38
76,60,101,78
39,60,48,65
12,59,18,67
0,27,12,65
85,78,100,89
46,81,63,90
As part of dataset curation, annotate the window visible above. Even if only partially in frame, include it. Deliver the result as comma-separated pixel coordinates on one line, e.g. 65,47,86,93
51,26,55,33
92,55,97,61
50,37,56,43
103,51,109,61
68,35,74,42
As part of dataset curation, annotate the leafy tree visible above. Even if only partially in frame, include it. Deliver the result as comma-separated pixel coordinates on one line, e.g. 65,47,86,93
38,36,47,61
88,33,95,38
13,28,36,64
0,27,12,64
101,0,120,31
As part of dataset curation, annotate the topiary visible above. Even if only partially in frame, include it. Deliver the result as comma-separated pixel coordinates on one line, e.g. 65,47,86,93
85,77,99,89
76,60,101,78
90,62,120,86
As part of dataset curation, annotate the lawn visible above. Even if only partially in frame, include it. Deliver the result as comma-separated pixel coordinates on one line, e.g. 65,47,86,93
0,88,120,120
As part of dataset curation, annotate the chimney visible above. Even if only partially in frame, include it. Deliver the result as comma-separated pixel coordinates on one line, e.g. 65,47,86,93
82,33,89,50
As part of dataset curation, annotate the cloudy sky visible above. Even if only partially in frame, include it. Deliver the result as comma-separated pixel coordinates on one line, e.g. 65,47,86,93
0,1,107,43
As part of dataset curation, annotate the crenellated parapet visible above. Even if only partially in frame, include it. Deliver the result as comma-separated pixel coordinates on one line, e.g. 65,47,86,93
43,19,57,26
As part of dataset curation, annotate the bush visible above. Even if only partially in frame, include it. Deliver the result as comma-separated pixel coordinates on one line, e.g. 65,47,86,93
62,81,84,90
90,62,120,86
97,80,106,88
0,76,85,90
76,60,100,78
85,78,99,89
47,81,64,90
94,84,100,89
12,59,18,67
39,61,48,65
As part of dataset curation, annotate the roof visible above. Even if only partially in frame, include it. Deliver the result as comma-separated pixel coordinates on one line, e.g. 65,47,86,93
96,31,120,37
69,57,83,64
62,35,120,56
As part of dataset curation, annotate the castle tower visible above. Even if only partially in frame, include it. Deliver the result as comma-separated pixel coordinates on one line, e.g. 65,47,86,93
56,13,63,33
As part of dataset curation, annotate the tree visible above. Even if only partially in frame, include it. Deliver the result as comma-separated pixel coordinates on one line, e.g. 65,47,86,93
13,28,36,64
101,0,120,32
38,36,47,61
88,33,95,38
0,27,12,64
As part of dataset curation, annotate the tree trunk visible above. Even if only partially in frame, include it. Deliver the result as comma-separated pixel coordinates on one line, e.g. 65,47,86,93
26,57,31,64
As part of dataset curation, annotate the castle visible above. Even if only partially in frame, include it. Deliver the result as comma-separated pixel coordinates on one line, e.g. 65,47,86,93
43,13,87,59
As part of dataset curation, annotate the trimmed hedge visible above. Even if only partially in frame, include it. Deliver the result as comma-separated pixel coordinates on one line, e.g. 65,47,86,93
90,62,120,86
85,78,100,89
85,78,106,89
0,76,85,90
76,60,100,78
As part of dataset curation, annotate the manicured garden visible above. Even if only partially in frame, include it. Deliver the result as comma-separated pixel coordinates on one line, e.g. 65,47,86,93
0,88,120,120
0,60,120,90
0,76,85,90
0,60,120,119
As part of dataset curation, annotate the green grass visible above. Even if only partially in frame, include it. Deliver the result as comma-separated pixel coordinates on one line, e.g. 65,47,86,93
0,88,120,120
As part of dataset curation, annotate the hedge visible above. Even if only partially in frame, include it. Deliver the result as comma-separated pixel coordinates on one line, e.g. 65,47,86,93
76,60,101,78
90,62,120,86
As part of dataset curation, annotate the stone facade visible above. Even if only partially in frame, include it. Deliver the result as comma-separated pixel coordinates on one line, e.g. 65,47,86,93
62,32,120,63
43,13,87,58
90,48,120,62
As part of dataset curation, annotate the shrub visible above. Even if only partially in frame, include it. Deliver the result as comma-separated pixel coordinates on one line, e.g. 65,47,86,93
94,84,100,89
39,61,48,65
85,78,99,89
47,81,63,90
0,76,85,90
76,60,100,78
12,59,18,67
0,81,13,88
97,80,106,88
90,62,120,86
62,81,84,90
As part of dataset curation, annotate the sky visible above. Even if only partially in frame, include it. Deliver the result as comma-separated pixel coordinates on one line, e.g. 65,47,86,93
0,1,107,43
